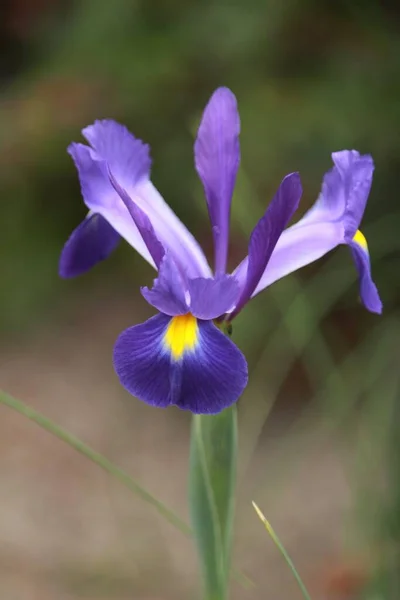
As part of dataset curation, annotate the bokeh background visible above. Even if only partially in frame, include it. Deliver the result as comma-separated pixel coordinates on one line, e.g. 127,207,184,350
0,0,399,598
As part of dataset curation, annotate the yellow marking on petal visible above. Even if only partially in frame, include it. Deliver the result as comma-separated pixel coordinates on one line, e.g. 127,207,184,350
353,229,368,251
164,313,199,360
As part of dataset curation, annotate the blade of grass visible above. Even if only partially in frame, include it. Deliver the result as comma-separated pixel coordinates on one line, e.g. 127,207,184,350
252,501,312,600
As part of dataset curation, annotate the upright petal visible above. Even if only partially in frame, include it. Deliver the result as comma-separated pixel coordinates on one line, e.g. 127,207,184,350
113,314,248,414
59,212,120,278
349,233,382,314
194,88,240,275
141,253,188,316
69,120,211,278
231,172,302,318
188,275,240,320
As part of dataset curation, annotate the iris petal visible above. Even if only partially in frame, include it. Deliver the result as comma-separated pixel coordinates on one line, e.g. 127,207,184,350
68,142,155,267
188,275,240,320
141,254,188,316
82,120,151,186
108,167,165,268
349,236,382,314
300,150,374,237
194,87,240,275
233,221,342,296
59,212,120,278
231,172,302,318
69,120,211,278
233,150,380,313
113,314,248,414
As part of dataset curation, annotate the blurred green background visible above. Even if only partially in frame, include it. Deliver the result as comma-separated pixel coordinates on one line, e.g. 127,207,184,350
0,0,399,598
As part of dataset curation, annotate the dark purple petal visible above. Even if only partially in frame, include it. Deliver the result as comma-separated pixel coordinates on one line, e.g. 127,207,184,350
188,275,240,320
59,213,120,278
113,314,248,414
107,167,165,268
231,172,302,318
114,314,173,408
141,254,188,316
349,237,382,314
194,87,240,275
176,320,248,413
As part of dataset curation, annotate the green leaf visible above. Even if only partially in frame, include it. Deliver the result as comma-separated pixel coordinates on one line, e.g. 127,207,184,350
189,406,238,600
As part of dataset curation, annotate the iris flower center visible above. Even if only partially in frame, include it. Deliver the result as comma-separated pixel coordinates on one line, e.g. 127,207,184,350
164,313,198,360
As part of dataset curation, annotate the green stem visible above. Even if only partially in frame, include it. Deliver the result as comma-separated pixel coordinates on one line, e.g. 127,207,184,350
189,406,238,600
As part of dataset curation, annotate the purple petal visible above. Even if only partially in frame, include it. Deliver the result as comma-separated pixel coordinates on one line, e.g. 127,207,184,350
336,151,374,240
231,172,302,318
69,120,211,278
194,87,240,275
232,150,376,304
349,235,382,314
59,213,120,278
68,142,156,267
188,275,240,320
141,254,189,316
82,119,151,186
113,314,248,414
233,220,342,297
108,167,165,268
303,150,374,238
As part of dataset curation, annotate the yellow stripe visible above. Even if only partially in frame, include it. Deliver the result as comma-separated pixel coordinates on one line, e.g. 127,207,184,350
353,229,368,251
164,313,199,360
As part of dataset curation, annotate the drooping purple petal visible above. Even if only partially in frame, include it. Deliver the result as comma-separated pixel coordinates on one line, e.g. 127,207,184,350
188,275,240,320
68,120,211,278
176,319,247,413
349,236,382,314
59,213,120,278
194,87,240,275
113,313,248,414
141,253,189,316
108,167,165,268
231,172,302,318
114,314,173,408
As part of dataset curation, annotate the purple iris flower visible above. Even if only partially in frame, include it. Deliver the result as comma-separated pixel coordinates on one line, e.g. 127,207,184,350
60,87,381,414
